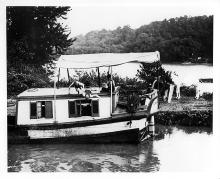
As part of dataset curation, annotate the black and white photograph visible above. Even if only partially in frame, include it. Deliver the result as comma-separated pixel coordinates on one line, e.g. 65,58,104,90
1,0,220,177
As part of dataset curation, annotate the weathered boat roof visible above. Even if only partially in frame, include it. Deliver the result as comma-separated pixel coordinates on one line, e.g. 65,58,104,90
17,87,104,99
57,51,160,69
17,88,80,98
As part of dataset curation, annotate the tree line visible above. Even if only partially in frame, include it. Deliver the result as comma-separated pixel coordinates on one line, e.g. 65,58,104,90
66,15,213,63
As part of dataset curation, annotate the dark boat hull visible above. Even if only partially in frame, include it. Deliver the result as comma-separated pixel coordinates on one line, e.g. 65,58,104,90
8,112,154,144
8,128,146,144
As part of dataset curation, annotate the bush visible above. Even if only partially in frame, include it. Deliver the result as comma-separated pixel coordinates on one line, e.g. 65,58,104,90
7,65,52,97
137,61,173,89
180,85,196,97
155,110,212,127
202,93,213,100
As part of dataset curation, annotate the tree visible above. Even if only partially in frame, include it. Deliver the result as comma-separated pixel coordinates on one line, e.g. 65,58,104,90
7,7,74,97
7,6,73,66
137,61,173,97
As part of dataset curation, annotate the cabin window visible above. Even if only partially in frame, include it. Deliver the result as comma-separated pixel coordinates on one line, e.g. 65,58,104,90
30,101,53,119
92,100,99,117
45,101,53,118
30,102,37,119
69,101,77,117
68,99,99,117
76,100,82,116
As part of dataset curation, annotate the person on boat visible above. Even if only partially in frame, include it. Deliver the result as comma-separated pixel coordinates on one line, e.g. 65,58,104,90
74,81,84,94
101,80,115,93
107,80,115,92
101,71,115,93
69,75,84,94
101,83,109,92
106,71,115,92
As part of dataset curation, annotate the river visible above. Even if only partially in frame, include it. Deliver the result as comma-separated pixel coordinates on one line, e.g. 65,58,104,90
57,63,212,87
8,125,213,172
113,63,213,86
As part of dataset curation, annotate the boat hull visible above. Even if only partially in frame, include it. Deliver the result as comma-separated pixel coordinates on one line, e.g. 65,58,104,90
18,128,141,144
8,116,152,144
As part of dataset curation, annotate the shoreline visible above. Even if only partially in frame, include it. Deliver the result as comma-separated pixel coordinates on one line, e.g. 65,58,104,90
156,97,213,128
162,62,213,66
155,110,212,128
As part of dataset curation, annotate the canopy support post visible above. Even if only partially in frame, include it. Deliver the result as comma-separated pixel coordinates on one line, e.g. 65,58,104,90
157,61,160,108
110,66,113,115
157,62,159,91
57,68,60,85
53,80,57,123
97,67,101,88
67,68,70,84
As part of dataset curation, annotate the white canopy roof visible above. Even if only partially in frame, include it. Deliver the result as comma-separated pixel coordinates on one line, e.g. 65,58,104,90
56,51,160,69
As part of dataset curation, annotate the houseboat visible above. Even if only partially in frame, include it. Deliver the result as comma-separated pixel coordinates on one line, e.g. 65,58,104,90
10,51,160,144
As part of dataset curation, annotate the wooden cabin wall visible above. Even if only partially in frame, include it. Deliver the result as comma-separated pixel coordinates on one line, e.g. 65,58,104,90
56,100,69,123
17,100,54,125
17,97,112,125
99,97,111,117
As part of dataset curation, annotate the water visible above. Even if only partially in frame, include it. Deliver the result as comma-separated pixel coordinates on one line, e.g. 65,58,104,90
113,63,213,86
57,63,212,87
8,125,213,172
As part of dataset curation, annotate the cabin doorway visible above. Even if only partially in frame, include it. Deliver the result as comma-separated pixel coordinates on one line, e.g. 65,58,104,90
69,99,99,117
80,99,92,116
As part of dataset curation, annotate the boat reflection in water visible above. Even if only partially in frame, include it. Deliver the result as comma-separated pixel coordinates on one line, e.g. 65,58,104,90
8,125,212,172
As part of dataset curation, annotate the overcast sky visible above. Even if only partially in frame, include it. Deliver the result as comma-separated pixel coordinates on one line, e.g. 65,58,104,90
61,2,213,37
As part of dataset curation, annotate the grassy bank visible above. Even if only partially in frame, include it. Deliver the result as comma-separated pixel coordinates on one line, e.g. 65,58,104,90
155,110,212,128
155,96,212,128
159,96,213,111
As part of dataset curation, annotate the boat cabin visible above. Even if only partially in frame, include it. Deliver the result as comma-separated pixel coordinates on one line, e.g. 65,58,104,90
16,51,160,126
17,86,119,125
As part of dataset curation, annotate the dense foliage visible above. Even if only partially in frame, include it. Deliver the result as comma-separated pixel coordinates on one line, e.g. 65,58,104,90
66,15,213,63
57,69,140,89
7,7,73,97
155,110,212,127
137,61,173,87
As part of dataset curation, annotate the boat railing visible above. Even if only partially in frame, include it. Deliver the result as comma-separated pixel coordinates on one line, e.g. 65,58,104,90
117,88,158,112
141,89,157,99
138,89,158,110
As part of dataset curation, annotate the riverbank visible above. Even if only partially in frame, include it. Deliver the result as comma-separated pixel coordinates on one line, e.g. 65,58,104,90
155,96,212,128
159,96,213,111
155,110,212,128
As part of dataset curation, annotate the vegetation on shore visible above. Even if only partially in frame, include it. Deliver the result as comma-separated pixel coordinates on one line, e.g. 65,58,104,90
155,110,212,128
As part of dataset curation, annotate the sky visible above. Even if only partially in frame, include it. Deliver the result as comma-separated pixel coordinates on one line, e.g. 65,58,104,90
60,2,214,37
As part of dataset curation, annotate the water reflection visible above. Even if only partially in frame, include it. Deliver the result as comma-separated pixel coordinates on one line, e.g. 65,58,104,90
8,142,160,172
8,125,212,172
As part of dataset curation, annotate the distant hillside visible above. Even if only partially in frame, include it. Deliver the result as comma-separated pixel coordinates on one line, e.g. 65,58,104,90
66,15,213,63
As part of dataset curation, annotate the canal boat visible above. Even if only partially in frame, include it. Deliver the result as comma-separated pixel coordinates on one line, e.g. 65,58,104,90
10,51,160,144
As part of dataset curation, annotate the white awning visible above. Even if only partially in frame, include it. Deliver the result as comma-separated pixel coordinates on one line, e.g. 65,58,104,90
56,51,160,69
